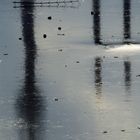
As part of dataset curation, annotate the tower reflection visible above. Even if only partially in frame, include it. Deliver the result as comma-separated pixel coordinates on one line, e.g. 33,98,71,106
16,0,45,140
92,0,133,45
93,0,101,45
124,60,131,95
123,0,131,43
94,57,102,97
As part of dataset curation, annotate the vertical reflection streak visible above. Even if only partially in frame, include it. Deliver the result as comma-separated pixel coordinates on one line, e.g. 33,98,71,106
16,0,44,140
124,60,131,94
94,57,102,97
93,0,101,45
123,0,131,43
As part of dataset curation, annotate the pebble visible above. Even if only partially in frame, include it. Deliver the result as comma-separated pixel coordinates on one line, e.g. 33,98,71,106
137,126,140,129
114,56,118,58
43,34,47,38
58,27,62,30
19,37,22,40
91,11,94,15
48,16,52,20
121,130,125,132
4,53,8,55
58,49,63,52
54,98,58,101
57,33,65,36
103,131,108,134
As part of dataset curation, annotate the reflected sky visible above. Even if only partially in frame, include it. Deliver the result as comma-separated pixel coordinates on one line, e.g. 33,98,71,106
1,0,140,140
16,0,45,140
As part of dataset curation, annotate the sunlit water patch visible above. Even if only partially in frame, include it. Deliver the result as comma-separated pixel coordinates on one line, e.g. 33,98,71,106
105,44,140,56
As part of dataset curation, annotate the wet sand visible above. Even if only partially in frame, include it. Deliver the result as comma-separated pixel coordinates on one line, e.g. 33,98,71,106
1,0,140,140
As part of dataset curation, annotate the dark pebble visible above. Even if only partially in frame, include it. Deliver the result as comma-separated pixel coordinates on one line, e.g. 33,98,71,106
103,131,108,134
58,49,63,52
19,37,22,40
57,33,65,36
114,56,118,58
58,27,62,30
54,98,58,101
48,16,52,20
4,53,8,55
43,34,47,38
91,11,94,15
121,130,125,132
76,61,80,63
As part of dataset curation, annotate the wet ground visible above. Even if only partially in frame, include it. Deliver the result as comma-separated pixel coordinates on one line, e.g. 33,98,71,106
1,0,140,140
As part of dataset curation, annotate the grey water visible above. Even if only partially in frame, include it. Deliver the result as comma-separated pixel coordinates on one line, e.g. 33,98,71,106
1,0,140,140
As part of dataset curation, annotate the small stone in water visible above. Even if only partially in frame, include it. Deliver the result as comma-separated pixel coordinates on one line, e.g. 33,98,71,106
58,27,62,30
43,34,47,38
57,33,65,36
48,16,52,20
91,11,94,15
19,37,22,40
4,53,8,55
103,131,108,134
121,130,125,132
76,61,80,63
54,98,58,101
58,49,63,52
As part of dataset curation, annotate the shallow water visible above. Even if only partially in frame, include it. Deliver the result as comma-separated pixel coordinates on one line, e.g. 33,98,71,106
1,0,140,140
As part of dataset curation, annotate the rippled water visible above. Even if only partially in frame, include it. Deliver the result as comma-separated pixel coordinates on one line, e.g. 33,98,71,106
1,0,140,140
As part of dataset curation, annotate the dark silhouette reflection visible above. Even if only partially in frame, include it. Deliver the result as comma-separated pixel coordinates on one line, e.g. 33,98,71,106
94,57,102,96
124,60,131,94
93,0,101,45
91,0,140,45
13,0,80,8
123,0,131,43
16,0,45,140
